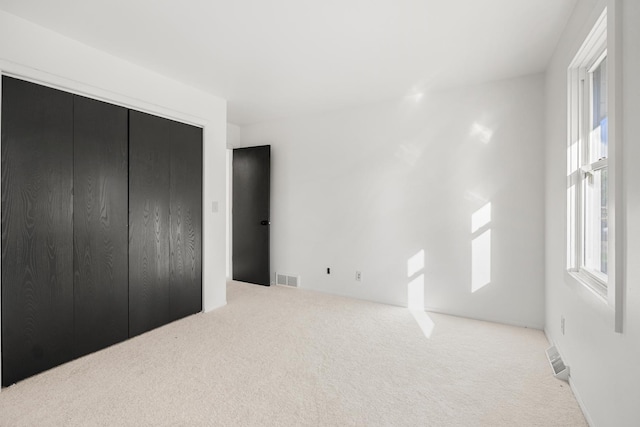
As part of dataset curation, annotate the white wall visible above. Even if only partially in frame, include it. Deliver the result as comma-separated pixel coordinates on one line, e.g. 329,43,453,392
241,74,546,328
226,123,241,278
0,11,228,386
545,0,640,425
227,123,241,149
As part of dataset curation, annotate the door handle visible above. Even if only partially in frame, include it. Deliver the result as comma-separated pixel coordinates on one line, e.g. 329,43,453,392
260,220,270,226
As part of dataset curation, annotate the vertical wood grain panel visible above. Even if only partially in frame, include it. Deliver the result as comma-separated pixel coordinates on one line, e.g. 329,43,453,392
169,124,202,322
73,95,128,357
128,110,171,337
1,76,74,386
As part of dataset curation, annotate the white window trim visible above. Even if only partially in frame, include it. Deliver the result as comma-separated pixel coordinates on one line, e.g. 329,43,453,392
566,4,624,333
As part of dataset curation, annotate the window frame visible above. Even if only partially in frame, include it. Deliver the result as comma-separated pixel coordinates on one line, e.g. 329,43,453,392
565,5,624,332
581,49,608,293
568,22,608,297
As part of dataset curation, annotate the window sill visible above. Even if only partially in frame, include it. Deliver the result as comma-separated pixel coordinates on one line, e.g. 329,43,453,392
567,270,608,303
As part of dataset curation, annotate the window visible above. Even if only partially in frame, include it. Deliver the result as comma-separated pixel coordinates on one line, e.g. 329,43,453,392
567,10,611,297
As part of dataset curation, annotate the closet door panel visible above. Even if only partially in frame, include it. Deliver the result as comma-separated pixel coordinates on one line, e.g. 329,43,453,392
73,95,129,357
169,124,202,322
128,110,171,337
1,76,74,386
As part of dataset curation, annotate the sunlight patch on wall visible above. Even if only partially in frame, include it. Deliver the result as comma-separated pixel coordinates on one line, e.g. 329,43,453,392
408,274,425,310
471,202,491,233
404,81,427,103
472,230,492,292
406,249,433,338
407,249,425,277
410,92,424,103
471,202,492,292
395,143,424,167
469,122,494,144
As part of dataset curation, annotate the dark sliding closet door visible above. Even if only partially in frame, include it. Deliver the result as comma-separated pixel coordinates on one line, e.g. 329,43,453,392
128,111,171,337
1,77,74,386
128,111,202,337
73,96,129,357
169,124,202,322
2,77,203,385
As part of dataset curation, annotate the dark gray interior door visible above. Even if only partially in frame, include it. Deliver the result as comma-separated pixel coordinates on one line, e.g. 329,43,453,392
233,145,271,286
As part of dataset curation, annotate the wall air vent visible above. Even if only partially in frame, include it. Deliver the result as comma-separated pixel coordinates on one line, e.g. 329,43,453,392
275,272,300,288
546,345,569,382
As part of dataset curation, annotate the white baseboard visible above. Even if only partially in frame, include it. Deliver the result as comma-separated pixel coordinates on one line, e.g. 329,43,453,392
544,329,595,427
568,376,596,427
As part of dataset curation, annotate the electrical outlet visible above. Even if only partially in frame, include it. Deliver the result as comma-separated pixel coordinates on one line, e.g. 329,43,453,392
561,316,565,335
355,271,362,281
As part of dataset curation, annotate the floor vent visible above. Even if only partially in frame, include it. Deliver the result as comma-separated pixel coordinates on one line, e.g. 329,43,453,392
546,345,569,381
276,273,300,288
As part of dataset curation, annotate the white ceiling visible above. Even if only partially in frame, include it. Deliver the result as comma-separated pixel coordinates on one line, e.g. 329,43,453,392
0,0,576,125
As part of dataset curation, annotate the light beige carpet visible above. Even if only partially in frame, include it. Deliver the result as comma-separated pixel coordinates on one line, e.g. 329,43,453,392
0,281,586,426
